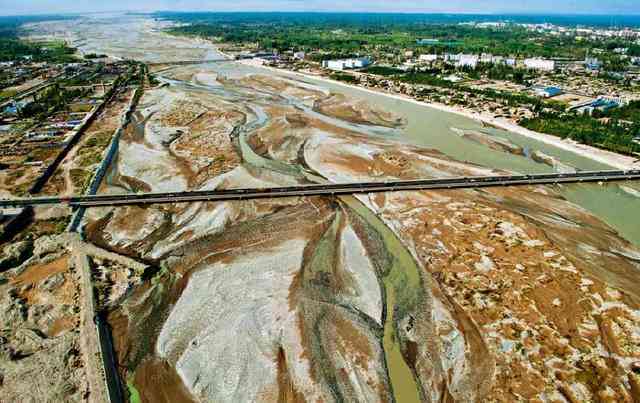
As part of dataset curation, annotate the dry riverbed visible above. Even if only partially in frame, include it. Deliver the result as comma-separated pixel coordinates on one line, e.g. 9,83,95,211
18,16,640,402
78,69,640,402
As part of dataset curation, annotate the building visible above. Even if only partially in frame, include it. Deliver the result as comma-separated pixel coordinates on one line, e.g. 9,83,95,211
505,58,517,67
293,51,306,60
585,57,602,71
323,60,343,70
575,98,620,115
3,105,18,116
524,58,556,71
444,53,461,63
480,53,493,64
443,74,464,83
349,58,371,68
2,100,29,116
534,86,563,98
418,54,438,63
416,39,440,45
324,58,371,71
457,54,479,69
400,62,417,71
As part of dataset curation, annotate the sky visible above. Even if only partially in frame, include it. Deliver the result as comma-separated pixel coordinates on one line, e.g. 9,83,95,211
1,0,639,16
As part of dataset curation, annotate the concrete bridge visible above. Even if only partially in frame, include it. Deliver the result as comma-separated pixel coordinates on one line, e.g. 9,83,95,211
2,170,640,208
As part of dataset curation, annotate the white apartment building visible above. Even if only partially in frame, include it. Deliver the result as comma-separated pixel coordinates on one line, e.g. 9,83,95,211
457,54,479,68
323,57,371,71
418,54,438,63
480,53,494,63
325,60,346,70
444,53,461,63
523,58,556,71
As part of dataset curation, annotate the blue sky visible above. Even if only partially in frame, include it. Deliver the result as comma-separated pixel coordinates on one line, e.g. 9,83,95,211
1,0,639,16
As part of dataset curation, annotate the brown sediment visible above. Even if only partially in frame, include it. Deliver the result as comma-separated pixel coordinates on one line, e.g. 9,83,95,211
306,127,640,400
118,175,153,193
168,199,332,273
454,128,525,156
102,197,337,401
331,313,374,367
524,273,589,337
629,372,640,402
132,358,197,403
107,205,156,234
276,346,306,403
11,255,69,288
108,308,133,366
314,93,406,128
435,283,496,397
596,315,623,357
381,185,640,400
47,315,76,337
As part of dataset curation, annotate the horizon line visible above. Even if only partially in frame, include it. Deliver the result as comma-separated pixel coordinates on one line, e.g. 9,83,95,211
3,10,640,18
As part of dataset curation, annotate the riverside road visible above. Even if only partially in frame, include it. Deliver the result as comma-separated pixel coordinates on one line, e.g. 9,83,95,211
2,170,640,208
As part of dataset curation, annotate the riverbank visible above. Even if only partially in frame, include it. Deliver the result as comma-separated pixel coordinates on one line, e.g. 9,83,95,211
244,61,640,170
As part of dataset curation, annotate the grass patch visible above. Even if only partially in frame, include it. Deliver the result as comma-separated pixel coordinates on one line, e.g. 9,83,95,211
77,150,103,168
69,168,91,191
127,377,142,403
329,72,358,84
0,89,18,99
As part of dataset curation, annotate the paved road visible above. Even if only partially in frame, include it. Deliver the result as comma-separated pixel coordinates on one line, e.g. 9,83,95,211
3,170,639,208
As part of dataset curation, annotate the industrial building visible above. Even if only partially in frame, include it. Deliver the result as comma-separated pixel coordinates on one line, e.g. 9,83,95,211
575,97,620,115
534,86,563,98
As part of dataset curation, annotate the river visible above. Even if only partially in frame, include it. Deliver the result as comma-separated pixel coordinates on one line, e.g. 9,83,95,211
28,13,640,402
28,13,639,245
260,71,640,247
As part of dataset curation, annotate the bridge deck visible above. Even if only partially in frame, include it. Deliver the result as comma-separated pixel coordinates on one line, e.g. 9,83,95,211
2,170,639,208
